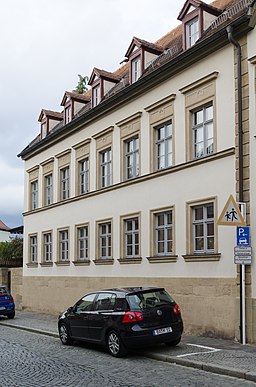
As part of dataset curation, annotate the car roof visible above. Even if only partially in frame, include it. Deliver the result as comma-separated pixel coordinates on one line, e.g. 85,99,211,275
103,287,165,295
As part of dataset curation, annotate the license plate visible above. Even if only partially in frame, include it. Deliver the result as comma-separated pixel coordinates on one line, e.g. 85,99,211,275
0,307,6,310
153,326,172,336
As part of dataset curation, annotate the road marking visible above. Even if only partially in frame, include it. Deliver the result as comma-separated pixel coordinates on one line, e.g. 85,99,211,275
176,343,221,358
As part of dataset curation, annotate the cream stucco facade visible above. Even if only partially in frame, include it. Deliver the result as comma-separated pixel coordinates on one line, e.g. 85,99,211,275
19,0,256,342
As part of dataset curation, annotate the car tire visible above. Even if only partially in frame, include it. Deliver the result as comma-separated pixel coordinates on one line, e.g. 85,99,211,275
165,336,181,347
107,330,127,357
59,323,73,345
7,312,15,319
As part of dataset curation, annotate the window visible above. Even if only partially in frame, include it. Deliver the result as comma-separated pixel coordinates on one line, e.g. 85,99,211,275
65,105,71,124
31,181,38,210
41,122,47,139
100,149,112,188
124,217,139,258
93,84,101,107
125,137,139,179
186,17,199,48
155,122,172,170
43,232,52,262
76,293,96,313
77,226,89,261
192,104,213,159
94,293,116,311
155,211,173,256
59,229,69,261
99,222,112,259
45,174,53,205
79,159,89,194
29,235,37,263
60,167,69,200
192,203,214,254
131,56,141,83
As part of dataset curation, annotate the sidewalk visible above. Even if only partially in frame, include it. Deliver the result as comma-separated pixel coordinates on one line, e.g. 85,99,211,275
1,310,256,383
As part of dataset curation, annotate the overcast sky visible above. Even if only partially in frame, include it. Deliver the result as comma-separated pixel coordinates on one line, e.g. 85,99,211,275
0,0,195,227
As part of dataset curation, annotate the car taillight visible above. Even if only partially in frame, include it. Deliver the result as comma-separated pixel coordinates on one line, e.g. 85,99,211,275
122,311,144,323
9,296,14,303
173,304,181,315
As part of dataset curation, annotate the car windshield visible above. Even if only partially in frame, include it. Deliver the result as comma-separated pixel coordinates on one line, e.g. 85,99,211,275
0,287,8,296
126,289,174,310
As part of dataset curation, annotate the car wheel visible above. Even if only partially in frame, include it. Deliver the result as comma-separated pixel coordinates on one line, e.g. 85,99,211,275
165,336,181,347
7,312,15,319
107,330,127,357
59,323,73,345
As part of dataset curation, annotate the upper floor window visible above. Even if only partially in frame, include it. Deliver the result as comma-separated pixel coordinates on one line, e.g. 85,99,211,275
125,137,139,179
99,222,112,259
43,232,52,262
192,203,214,254
77,225,89,261
60,167,69,200
45,174,53,205
31,181,38,210
131,56,141,83
192,104,213,159
100,149,112,188
186,17,199,48
79,159,89,195
93,84,101,107
65,105,71,124
155,122,172,170
155,211,173,256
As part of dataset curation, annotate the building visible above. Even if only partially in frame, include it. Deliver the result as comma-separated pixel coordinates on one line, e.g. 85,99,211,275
18,0,256,342
0,220,10,242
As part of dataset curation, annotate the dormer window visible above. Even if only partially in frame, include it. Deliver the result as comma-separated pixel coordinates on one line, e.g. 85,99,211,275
93,84,101,107
41,122,47,139
186,17,199,48
65,105,71,124
131,56,141,83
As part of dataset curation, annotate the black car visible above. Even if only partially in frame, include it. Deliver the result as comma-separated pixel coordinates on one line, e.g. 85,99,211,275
0,285,15,319
58,287,183,357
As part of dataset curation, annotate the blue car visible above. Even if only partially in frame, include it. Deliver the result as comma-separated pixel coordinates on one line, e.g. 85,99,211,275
0,285,15,319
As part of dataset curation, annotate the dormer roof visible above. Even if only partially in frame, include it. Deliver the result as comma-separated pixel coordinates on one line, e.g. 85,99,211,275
0,219,10,231
60,91,91,107
178,0,222,20
125,37,164,58
38,109,63,122
88,67,121,86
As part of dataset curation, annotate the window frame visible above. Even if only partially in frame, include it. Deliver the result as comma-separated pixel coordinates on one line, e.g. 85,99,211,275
99,148,112,188
192,103,214,159
42,231,53,263
79,158,89,195
186,17,199,49
65,104,72,124
96,219,113,260
124,217,140,258
45,174,53,205
154,121,173,170
76,224,89,261
60,166,70,200
31,180,38,210
120,213,141,260
29,234,38,263
131,55,141,83
92,83,101,107
58,228,69,262
125,136,140,180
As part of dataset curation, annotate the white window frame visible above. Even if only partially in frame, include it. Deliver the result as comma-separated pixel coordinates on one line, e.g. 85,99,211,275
192,103,214,159
124,217,139,258
45,174,53,205
155,121,173,170
155,211,173,256
93,84,101,107
65,105,71,124
30,235,37,263
41,122,47,139
79,159,89,194
192,203,214,254
77,226,89,261
125,137,139,179
43,232,52,262
131,56,141,83
99,223,111,259
100,149,112,188
59,230,69,262
31,181,38,210
186,17,199,48
60,167,69,200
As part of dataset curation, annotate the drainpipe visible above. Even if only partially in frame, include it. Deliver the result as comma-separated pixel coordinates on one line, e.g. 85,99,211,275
226,25,244,344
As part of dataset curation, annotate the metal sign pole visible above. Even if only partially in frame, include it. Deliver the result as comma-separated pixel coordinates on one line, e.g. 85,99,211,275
241,263,246,344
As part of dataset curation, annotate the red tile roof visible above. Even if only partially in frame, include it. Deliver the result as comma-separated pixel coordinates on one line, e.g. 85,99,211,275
0,220,10,231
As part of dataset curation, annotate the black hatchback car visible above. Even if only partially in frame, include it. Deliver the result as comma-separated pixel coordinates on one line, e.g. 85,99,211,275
58,287,183,357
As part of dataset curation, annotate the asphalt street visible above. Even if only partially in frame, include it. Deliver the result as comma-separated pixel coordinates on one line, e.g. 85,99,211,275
1,325,255,387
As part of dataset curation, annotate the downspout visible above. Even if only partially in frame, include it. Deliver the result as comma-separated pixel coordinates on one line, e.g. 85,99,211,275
226,25,244,343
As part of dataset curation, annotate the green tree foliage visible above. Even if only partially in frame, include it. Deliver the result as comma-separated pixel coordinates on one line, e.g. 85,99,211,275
0,238,23,261
73,74,89,94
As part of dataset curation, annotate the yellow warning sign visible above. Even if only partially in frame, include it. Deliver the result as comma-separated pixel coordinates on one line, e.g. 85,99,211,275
217,194,246,226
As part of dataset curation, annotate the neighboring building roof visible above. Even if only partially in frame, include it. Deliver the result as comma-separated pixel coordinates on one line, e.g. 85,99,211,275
125,37,164,58
38,109,63,122
0,220,10,231
88,67,122,85
61,91,91,106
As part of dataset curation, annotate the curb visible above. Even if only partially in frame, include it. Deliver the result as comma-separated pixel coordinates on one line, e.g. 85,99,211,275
2,321,256,383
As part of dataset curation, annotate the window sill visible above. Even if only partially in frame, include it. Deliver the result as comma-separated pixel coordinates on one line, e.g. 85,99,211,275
118,257,142,264
93,259,114,265
182,253,221,262
26,262,38,268
55,261,70,266
40,262,53,267
147,255,178,263
73,260,90,266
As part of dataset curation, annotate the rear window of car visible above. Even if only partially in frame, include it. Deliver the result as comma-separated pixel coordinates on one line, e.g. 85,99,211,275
0,287,8,296
126,289,175,310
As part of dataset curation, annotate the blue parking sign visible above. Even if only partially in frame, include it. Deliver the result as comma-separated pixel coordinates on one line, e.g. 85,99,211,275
236,226,250,246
